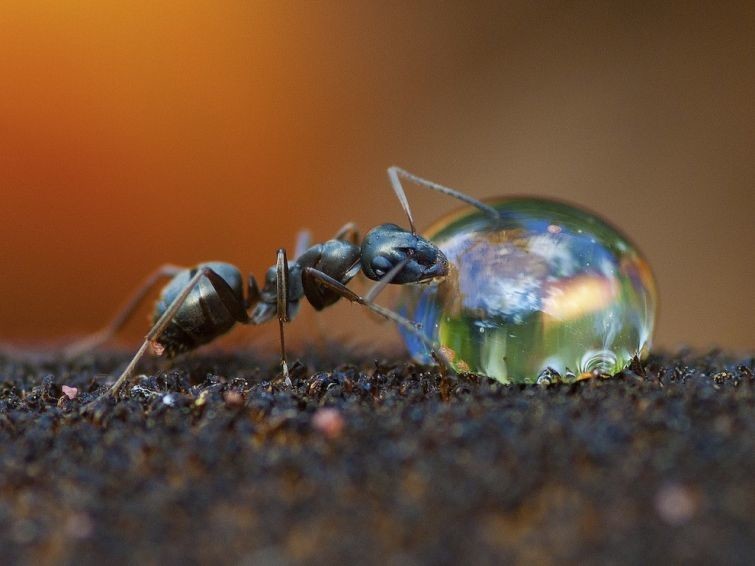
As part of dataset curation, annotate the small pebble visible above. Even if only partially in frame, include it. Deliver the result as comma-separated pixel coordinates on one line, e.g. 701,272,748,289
61,385,78,400
64,512,94,539
224,391,244,407
655,483,698,525
312,407,345,439
150,341,166,356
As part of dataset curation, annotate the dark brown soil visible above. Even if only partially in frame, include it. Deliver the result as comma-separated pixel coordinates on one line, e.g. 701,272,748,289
0,348,752,565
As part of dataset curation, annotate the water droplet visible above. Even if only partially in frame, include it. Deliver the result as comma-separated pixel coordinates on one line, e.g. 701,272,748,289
399,197,657,383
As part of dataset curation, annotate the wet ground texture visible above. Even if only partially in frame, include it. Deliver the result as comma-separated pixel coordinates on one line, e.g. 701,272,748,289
0,349,752,565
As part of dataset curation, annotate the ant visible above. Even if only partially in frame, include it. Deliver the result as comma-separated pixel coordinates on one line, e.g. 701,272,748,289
65,167,499,398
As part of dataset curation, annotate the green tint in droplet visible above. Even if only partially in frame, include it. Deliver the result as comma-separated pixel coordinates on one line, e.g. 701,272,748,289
399,198,657,384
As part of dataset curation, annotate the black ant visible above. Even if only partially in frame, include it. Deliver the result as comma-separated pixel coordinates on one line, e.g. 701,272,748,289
65,167,499,397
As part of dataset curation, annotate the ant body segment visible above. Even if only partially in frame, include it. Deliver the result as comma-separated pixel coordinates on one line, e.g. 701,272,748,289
66,167,499,397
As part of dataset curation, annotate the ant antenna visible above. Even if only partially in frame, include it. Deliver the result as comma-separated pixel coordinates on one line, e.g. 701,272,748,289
387,166,500,232
63,264,184,359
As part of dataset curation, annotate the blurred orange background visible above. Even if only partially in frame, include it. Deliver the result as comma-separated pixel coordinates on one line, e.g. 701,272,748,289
0,1,752,352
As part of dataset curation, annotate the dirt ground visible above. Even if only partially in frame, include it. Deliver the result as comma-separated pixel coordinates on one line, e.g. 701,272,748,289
0,348,752,565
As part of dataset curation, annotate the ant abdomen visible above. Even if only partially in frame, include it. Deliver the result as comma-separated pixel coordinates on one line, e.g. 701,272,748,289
153,262,244,356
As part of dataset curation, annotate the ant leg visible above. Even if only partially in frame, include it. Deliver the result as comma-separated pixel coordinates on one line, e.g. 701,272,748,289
294,229,312,259
105,266,235,398
364,259,407,304
64,264,184,358
276,249,292,386
303,267,453,374
202,270,250,323
360,259,408,325
387,166,500,230
246,275,261,310
332,222,359,244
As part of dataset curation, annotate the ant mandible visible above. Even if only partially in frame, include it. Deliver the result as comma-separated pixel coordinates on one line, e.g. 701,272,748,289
65,167,499,397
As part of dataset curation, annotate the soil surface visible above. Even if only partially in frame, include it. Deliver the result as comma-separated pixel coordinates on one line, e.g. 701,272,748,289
0,348,752,565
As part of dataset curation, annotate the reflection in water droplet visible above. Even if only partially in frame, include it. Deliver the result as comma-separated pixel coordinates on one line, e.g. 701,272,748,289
399,198,657,384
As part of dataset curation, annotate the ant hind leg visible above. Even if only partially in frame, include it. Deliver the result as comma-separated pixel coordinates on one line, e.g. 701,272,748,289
103,266,245,398
64,264,185,358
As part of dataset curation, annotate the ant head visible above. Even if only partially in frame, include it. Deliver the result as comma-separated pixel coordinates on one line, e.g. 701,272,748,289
361,223,448,283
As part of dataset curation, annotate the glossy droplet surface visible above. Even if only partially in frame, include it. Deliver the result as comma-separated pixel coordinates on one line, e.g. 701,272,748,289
399,198,657,384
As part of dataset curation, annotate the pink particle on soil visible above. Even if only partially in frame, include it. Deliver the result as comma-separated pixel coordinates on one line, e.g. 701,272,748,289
655,483,699,525
61,385,78,400
150,341,166,356
312,408,345,439
149,340,165,356
64,512,94,539
224,391,244,407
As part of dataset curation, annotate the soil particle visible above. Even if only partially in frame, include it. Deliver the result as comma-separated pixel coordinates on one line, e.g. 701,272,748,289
0,349,752,565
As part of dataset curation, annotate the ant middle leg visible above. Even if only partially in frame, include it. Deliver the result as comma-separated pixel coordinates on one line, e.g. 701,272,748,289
275,248,293,386
294,229,312,260
332,222,359,244
64,264,185,358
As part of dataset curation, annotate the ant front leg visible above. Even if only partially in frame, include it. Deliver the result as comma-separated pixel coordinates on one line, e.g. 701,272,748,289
303,266,453,375
64,264,185,358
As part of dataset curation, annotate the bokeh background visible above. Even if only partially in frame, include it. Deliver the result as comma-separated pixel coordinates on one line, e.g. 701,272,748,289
1,1,752,353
